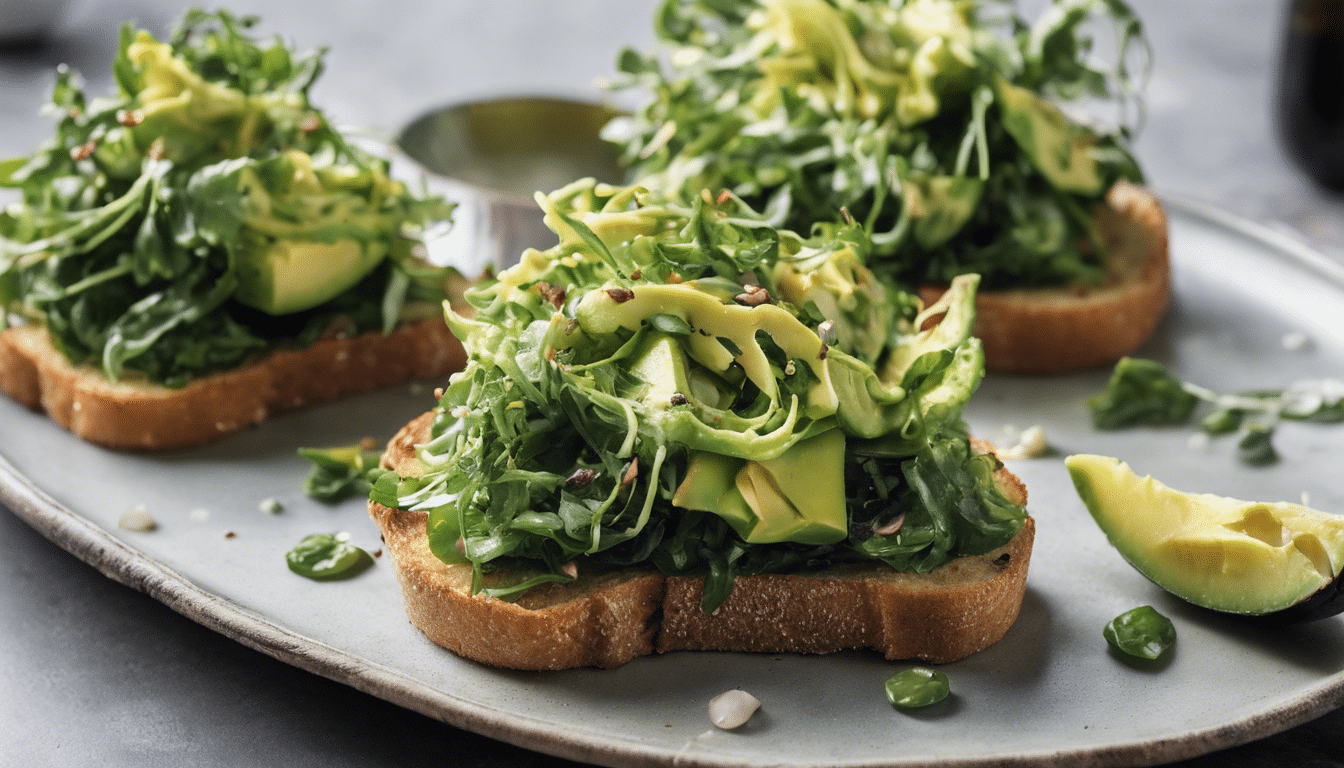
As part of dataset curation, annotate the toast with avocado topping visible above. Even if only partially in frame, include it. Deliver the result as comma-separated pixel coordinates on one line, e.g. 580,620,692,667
0,11,463,449
367,181,1032,669
607,0,1167,373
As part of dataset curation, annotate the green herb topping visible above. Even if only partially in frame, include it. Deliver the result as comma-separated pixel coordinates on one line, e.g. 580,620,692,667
285,532,374,580
0,10,453,387
1103,605,1175,660
1089,357,1344,465
370,180,1026,611
606,0,1147,290
884,667,951,708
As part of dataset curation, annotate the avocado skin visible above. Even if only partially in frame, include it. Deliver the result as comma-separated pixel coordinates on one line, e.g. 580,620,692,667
1243,578,1344,626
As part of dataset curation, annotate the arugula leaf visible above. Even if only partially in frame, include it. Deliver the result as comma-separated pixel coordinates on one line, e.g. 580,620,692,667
1089,357,1197,428
1091,357,1344,466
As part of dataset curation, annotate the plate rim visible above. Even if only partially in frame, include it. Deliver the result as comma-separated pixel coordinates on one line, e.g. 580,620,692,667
4,196,1344,768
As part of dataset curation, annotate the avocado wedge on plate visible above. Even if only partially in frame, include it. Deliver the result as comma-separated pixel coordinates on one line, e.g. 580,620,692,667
1066,454,1344,624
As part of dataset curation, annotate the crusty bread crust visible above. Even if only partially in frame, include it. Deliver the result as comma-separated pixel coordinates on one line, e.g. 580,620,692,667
920,181,1171,375
369,412,1034,670
0,319,464,450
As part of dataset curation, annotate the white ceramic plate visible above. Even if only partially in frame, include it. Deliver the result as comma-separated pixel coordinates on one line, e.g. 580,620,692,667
4,199,1344,767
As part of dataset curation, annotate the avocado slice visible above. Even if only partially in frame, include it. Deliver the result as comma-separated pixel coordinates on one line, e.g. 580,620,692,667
994,77,1105,196
233,238,386,315
624,333,729,409
673,430,847,545
1066,454,1344,622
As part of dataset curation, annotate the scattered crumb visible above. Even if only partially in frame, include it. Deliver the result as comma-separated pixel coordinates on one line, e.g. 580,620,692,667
188,508,210,523
225,531,237,539
997,425,1047,460
1281,331,1310,351
118,504,157,532
335,531,351,542
259,497,284,515
1186,432,1210,450
373,549,383,558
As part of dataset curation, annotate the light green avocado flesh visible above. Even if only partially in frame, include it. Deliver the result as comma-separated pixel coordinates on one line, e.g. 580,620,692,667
233,238,386,315
995,78,1105,196
673,429,847,545
624,333,730,409
1066,454,1344,615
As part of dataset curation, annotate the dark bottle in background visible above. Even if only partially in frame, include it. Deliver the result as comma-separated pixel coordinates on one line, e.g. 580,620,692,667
1279,0,1344,190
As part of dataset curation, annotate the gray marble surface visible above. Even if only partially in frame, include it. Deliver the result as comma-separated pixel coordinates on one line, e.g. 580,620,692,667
4,1,1344,765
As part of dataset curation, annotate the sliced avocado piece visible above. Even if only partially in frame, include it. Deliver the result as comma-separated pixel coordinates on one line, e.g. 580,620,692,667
233,238,386,315
673,430,847,545
673,451,756,536
1066,454,1344,622
624,333,730,409
735,429,848,545
994,77,1105,196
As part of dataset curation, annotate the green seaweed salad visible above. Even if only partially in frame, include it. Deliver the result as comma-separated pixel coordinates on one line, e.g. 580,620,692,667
371,181,1027,611
0,10,451,387
606,0,1147,290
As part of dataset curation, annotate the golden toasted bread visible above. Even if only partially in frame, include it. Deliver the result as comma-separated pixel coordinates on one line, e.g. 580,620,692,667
368,412,1033,671
0,319,464,450
921,181,1170,375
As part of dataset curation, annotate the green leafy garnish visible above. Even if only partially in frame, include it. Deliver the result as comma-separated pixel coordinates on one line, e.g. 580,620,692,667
373,180,1026,611
285,533,374,580
606,0,1148,290
1104,605,1175,660
1090,357,1344,465
884,667,951,709
0,10,453,387
299,444,388,502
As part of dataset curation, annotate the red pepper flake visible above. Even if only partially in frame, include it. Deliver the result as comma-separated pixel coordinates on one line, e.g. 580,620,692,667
734,285,772,307
606,287,635,303
565,468,597,489
716,189,733,205
546,347,556,362
69,140,96,161
535,281,566,310
225,531,237,539
667,273,683,285
117,109,145,127
373,549,384,558
819,343,829,360
630,269,642,281
621,457,640,487
300,113,323,132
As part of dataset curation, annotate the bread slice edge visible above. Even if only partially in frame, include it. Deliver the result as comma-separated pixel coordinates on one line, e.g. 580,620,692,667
0,318,464,450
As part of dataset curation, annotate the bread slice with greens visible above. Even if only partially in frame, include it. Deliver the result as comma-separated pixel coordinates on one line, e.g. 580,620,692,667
608,0,1166,374
0,11,462,448
367,180,1032,670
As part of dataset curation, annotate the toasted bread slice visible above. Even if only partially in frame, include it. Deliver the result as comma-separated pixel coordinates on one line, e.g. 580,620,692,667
0,319,464,450
369,412,1033,670
920,181,1170,375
